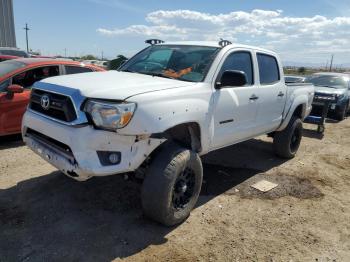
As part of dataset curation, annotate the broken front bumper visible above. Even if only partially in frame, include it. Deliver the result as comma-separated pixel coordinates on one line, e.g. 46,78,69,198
22,110,164,181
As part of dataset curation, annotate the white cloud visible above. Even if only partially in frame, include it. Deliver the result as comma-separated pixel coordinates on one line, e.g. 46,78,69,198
97,9,350,63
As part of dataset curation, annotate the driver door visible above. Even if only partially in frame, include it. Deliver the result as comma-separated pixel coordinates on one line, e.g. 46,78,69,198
211,50,259,149
0,84,31,135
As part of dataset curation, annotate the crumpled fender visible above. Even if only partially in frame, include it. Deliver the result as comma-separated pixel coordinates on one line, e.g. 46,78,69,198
276,93,309,132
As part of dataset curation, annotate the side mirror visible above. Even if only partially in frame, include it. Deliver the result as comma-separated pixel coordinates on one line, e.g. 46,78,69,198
216,70,247,89
7,84,24,94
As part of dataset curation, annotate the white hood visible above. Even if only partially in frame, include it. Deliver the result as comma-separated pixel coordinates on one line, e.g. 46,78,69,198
40,71,194,100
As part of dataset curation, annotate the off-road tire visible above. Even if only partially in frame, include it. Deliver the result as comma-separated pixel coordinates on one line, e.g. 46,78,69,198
273,116,302,159
335,104,347,121
141,142,203,226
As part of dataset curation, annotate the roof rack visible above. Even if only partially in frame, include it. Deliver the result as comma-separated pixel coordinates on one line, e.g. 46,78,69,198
145,39,164,45
219,39,232,47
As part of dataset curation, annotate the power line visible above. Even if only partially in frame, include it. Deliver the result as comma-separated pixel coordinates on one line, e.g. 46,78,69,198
329,54,334,71
23,23,30,52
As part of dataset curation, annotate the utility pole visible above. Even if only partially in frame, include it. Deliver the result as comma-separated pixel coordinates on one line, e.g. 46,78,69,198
329,54,334,71
101,51,104,60
23,23,30,53
64,48,67,57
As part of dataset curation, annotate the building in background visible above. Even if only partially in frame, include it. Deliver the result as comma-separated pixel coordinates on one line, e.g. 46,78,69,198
0,0,16,47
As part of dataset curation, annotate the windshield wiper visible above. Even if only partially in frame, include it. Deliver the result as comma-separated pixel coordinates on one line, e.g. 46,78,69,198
145,72,195,82
140,72,176,80
121,70,174,79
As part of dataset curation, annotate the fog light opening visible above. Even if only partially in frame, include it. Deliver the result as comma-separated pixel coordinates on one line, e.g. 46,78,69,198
97,151,121,166
109,153,120,164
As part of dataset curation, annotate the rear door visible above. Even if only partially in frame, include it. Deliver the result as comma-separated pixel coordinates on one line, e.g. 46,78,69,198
254,53,287,133
0,66,59,135
211,49,259,149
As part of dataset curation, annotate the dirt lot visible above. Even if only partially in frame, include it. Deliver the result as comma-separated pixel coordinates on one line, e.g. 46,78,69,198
1,119,349,262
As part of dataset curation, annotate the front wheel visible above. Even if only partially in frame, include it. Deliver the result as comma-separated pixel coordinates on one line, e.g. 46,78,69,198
273,116,303,159
335,105,347,121
141,142,203,226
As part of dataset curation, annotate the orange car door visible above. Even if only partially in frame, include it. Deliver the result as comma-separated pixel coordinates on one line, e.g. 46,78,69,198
0,90,31,135
0,65,59,135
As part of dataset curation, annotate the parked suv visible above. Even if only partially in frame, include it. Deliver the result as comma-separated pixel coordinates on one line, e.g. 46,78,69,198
305,73,350,120
22,40,314,225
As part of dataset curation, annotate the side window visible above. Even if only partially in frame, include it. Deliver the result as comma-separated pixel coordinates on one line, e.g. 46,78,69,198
12,66,59,89
65,66,93,74
257,54,280,85
219,51,254,85
0,79,10,92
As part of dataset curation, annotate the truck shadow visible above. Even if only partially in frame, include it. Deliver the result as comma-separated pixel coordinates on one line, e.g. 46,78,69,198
0,134,24,150
302,128,324,140
0,138,287,261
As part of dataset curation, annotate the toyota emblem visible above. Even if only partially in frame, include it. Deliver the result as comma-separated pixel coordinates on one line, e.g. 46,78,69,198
40,95,50,110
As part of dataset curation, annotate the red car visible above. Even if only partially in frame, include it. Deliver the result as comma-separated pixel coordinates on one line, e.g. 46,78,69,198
0,55,20,62
0,58,105,136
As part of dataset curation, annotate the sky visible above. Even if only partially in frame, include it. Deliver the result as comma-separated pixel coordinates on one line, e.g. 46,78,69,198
13,0,350,66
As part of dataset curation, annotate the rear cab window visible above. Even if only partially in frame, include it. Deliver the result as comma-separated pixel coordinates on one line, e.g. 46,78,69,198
257,53,280,85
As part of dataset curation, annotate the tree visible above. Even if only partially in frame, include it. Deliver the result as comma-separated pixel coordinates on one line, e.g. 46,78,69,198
298,67,306,74
81,54,97,60
108,55,128,70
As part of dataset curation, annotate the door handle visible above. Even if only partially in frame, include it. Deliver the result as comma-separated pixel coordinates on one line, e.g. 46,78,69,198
277,91,285,97
249,94,259,100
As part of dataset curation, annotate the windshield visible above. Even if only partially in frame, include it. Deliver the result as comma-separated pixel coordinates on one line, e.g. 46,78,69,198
0,60,26,76
0,49,29,57
119,45,219,82
305,75,349,89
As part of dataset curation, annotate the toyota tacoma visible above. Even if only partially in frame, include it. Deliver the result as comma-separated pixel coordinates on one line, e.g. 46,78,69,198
22,40,314,225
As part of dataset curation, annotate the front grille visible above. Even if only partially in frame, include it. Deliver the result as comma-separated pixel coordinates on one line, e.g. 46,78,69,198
29,89,77,122
314,92,336,101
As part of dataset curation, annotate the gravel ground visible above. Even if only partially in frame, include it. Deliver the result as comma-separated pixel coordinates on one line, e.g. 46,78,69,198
0,119,349,261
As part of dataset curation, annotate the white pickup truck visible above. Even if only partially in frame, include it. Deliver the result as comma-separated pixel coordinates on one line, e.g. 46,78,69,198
22,40,314,225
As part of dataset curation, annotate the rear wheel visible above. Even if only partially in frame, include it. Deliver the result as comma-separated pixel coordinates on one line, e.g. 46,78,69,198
273,116,302,159
141,142,203,226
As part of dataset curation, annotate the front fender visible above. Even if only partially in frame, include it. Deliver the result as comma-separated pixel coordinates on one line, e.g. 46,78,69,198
117,84,213,152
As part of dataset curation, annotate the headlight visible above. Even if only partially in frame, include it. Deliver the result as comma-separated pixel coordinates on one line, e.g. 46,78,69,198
84,100,136,130
335,94,344,100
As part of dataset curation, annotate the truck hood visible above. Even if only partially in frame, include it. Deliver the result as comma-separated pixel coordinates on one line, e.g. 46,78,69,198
314,86,347,95
39,71,195,100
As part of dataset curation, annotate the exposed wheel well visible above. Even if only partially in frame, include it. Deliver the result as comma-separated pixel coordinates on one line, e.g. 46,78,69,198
293,104,304,119
136,123,202,180
150,122,202,152
164,122,202,152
